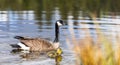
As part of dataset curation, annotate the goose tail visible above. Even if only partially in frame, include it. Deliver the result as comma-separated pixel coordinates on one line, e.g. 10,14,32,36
14,36,24,39
10,44,21,48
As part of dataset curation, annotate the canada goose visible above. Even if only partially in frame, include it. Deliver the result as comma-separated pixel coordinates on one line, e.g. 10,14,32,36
11,20,64,52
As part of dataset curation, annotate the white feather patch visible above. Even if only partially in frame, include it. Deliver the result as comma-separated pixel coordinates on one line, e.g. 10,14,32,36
18,42,30,51
57,21,62,26
53,42,60,49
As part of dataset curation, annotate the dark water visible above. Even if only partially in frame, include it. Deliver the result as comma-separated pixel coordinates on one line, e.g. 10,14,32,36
0,0,120,65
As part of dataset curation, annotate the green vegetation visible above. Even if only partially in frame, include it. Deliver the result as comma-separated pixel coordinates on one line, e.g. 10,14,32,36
0,0,120,20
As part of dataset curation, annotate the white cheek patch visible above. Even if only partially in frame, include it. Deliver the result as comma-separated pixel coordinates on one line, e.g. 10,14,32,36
57,22,62,26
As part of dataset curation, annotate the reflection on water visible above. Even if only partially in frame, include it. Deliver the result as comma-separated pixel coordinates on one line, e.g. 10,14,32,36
0,0,120,65
11,50,47,60
19,52,63,65
11,49,63,65
0,11,37,33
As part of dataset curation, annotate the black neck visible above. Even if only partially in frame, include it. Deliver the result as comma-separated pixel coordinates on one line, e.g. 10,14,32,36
54,23,59,42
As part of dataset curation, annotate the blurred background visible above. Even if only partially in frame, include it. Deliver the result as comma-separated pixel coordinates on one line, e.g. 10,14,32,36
0,0,120,65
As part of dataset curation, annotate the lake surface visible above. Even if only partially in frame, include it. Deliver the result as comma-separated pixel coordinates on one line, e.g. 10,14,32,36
0,0,120,65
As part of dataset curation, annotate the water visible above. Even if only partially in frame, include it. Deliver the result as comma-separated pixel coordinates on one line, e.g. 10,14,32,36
0,0,120,65
0,10,76,65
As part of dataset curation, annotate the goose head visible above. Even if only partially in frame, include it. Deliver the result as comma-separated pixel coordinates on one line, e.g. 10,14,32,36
56,20,64,26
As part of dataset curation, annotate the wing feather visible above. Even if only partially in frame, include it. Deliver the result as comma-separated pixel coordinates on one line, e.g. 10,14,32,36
19,38,54,51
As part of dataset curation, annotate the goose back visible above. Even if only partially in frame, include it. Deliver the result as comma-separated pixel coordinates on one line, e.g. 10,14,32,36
19,38,55,52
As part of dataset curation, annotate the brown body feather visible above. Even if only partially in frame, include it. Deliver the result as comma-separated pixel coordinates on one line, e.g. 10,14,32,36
18,37,55,52
13,20,63,52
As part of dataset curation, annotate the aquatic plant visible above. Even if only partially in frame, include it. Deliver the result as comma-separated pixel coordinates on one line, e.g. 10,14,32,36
69,16,120,65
